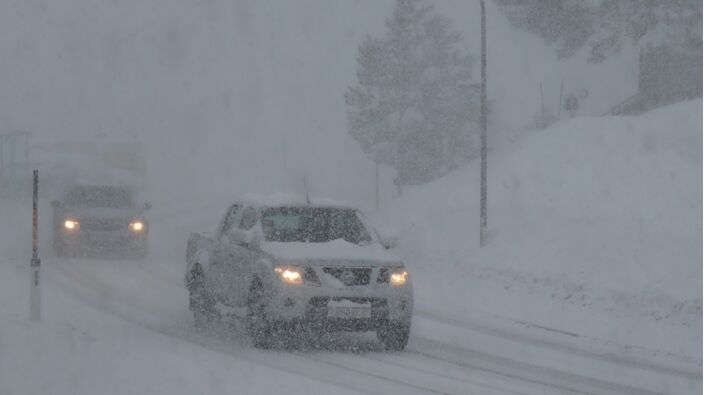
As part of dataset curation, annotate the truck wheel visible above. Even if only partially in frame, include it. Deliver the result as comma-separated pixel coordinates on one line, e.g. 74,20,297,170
376,321,410,351
246,280,273,349
188,265,218,328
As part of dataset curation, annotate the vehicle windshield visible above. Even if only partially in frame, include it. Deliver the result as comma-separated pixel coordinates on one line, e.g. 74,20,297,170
64,186,134,208
261,207,372,245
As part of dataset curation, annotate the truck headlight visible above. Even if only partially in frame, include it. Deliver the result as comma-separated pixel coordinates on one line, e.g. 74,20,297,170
129,221,145,232
274,265,303,285
390,269,408,287
64,219,79,230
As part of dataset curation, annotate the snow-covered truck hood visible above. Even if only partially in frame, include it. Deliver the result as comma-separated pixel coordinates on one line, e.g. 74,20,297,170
260,239,402,267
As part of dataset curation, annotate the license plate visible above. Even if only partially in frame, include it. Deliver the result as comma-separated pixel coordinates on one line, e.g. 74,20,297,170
327,300,372,319
86,233,115,244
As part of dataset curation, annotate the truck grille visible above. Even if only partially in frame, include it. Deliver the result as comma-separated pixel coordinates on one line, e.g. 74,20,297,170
81,218,125,231
377,268,389,284
322,267,371,286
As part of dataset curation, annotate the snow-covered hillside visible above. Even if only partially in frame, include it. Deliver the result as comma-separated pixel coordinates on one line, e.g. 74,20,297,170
377,99,702,360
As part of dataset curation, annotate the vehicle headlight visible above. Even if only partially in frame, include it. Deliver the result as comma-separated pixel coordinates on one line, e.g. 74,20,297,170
129,221,145,232
390,268,408,287
64,219,79,230
274,265,303,285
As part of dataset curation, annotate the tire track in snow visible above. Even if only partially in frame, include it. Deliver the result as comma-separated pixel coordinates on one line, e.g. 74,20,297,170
45,258,524,395
299,351,533,395
46,256,670,395
406,340,655,395
415,308,701,381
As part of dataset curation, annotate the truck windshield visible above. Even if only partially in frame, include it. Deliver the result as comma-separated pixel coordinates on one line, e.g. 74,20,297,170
261,207,372,245
64,186,134,208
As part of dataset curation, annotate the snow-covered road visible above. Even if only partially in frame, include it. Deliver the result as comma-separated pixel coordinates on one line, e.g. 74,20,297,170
46,260,698,395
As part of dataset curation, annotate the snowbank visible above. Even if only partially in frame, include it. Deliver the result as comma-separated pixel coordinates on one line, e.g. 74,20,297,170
378,99,702,359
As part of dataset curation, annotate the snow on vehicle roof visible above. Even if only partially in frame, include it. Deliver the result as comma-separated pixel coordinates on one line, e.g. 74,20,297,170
235,193,355,209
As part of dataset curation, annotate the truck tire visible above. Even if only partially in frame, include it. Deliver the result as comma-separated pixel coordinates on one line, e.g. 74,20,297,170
246,280,274,349
188,264,218,328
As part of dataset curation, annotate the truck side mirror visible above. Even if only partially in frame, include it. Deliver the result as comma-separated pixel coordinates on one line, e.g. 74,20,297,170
228,230,244,246
247,231,261,250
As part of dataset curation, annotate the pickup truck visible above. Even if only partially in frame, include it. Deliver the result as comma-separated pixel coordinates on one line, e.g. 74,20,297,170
185,196,413,350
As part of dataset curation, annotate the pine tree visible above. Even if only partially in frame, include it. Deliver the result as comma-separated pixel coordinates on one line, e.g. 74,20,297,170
346,0,478,186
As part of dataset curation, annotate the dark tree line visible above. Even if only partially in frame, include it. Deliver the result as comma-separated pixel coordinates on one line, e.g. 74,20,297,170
494,0,702,62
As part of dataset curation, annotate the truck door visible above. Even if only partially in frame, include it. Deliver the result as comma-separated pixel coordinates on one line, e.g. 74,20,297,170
210,204,241,296
228,206,258,306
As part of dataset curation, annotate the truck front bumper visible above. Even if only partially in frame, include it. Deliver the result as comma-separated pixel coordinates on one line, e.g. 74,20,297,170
59,229,147,255
264,283,413,330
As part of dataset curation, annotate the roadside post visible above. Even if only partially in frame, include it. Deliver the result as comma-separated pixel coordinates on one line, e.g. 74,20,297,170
479,0,488,247
30,169,40,321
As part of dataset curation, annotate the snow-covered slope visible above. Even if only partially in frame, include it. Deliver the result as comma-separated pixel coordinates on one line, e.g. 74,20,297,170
377,99,702,359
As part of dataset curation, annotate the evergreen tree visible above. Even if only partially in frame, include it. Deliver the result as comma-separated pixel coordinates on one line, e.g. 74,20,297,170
346,0,478,186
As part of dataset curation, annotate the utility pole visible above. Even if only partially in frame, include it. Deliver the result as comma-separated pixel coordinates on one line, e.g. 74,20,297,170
540,82,546,127
375,163,380,212
479,0,488,247
30,169,40,320
558,79,564,120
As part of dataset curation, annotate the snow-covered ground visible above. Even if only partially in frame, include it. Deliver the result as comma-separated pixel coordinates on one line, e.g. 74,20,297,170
1,101,701,394
377,99,702,361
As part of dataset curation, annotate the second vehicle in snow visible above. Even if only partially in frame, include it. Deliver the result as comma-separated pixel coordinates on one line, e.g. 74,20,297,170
52,185,151,258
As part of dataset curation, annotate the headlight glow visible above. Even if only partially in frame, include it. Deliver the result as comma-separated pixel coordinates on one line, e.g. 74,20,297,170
274,266,303,285
390,269,408,287
129,221,145,232
64,219,79,230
